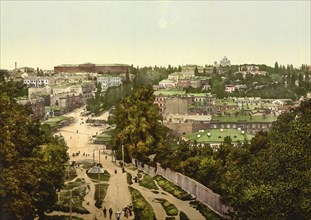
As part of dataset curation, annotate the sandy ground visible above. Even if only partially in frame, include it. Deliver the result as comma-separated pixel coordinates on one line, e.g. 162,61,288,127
47,107,206,220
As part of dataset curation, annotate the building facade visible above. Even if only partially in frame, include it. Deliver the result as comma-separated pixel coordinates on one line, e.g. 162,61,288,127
54,63,129,74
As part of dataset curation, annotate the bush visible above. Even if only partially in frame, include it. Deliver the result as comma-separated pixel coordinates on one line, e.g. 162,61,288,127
129,186,156,220
94,183,109,208
153,175,192,200
65,167,77,181
155,198,178,216
86,170,110,182
189,200,221,220
180,211,189,220
127,172,133,185
52,185,89,214
138,174,158,190
62,178,85,190
44,215,84,219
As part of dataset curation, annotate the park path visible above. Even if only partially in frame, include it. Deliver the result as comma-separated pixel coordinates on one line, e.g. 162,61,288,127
48,107,207,219
126,169,205,220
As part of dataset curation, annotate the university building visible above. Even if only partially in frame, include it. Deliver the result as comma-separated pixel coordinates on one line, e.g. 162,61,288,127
54,63,129,74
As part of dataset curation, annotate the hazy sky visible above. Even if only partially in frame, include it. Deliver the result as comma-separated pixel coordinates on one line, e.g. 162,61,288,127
1,1,310,70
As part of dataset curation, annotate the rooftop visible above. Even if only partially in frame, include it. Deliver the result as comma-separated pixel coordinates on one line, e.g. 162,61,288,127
186,128,254,143
212,115,278,122
154,89,186,96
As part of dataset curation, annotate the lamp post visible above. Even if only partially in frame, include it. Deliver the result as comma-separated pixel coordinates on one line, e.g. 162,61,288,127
122,145,125,172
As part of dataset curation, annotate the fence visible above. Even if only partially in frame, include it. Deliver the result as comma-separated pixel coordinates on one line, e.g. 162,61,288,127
135,160,232,219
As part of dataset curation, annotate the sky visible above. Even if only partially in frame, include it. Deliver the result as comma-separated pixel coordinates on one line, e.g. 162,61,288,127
1,1,310,70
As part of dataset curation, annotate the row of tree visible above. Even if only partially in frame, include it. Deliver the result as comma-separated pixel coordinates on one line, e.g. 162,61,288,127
0,79,69,219
111,84,311,219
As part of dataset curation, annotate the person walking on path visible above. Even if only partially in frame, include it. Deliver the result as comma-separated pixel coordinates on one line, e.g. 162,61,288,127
103,206,107,218
109,207,113,219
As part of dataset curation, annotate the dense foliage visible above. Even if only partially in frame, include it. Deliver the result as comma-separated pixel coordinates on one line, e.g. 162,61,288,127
86,82,133,115
154,99,311,219
0,80,69,219
113,86,169,164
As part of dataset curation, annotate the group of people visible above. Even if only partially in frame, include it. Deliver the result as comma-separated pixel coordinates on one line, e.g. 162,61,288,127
102,204,133,219
102,207,114,219
122,203,133,218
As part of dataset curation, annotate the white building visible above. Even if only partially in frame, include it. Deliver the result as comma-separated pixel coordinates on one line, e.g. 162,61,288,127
97,76,122,90
225,85,235,93
24,77,54,87
159,79,176,89
220,56,231,66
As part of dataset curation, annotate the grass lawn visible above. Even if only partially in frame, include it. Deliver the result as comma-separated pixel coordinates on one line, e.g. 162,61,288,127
127,172,133,185
63,178,85,190
86,170,110,182
179,211,190,220
155,198,178,216
153,175,192,201
65,167,77,181
189,200,222,220
138,174,158,190
94,183,109,208
129,186,156,220
53,185,89,214
44,215,83,220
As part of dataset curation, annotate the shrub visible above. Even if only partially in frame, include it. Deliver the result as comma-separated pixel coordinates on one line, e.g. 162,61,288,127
153,175,192,200
155,198,178,216
127,172,133,185
138,174,158,190
189,200,221,220
179,211,189,220
129,186,156,220
94,183,109,208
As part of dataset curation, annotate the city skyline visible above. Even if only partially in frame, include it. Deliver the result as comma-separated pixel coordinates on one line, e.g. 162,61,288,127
1,1,310,70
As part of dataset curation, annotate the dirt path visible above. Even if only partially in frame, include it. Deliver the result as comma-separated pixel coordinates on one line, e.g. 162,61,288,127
126,169,205,220
48,107,207,219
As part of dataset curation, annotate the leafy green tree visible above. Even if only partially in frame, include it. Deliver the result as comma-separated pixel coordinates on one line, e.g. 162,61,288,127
194,66,199,76
274,61,279,71
0,69,9,81
223,99,311,219
113,86,167,164
0,82,69,219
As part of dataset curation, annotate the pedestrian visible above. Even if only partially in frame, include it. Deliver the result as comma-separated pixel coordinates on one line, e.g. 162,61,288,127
115,169,117,174
128,203,132,216
103,206,107,218
109,207,113,219
123,206,127,217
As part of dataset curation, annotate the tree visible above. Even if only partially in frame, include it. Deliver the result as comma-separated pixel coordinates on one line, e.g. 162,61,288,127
178,65,182,72
0,69,9,82
223,99,311,219
0,82,69,219
194,66,199,76
113,86,168,164
213,66,217,74
274,61,279,71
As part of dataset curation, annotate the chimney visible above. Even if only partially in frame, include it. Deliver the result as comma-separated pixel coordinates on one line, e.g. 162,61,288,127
15,62,17,69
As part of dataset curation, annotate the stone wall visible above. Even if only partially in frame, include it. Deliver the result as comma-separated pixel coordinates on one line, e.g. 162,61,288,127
136,161,231,219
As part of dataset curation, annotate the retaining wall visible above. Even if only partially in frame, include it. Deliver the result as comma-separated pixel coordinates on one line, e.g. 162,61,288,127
135,160,231,218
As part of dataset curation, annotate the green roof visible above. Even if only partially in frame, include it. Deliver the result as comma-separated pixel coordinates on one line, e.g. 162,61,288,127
96,133,112,142
186,129,254,143
154,89,186,96
187,93,209,97
212,115,277,122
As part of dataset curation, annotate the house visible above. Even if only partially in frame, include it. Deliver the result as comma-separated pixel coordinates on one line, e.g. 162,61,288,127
97,75,122,90
225,85,235,93
159,79,176,89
